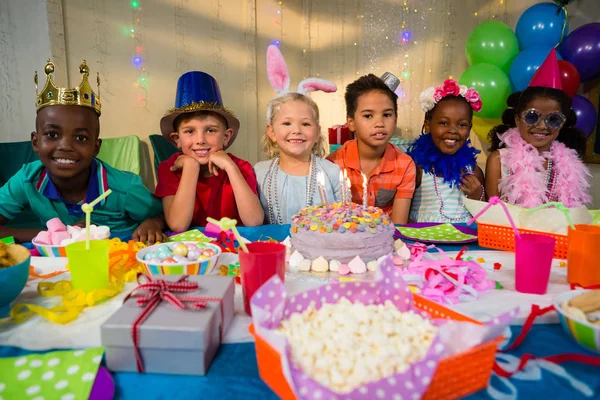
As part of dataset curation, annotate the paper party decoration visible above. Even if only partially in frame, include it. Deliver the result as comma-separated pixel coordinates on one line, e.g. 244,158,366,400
398,223,478,242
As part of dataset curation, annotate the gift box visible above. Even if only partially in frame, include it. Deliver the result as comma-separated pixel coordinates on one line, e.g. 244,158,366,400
101,275,234,376
328,124,352,145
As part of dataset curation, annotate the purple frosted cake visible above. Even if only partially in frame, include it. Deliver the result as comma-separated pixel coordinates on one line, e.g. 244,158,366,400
289,202,395,267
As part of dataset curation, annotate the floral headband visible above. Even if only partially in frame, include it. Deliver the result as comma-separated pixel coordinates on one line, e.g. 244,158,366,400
419,79,482,113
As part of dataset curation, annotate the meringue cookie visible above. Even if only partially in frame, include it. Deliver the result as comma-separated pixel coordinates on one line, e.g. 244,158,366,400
396,245,411,261
338,264,350,275
298,259,312,271
282,236,292,248
311,256,329,272
329,259,341,272
289,250,305,269
393,239,406,251
366,260,378,272
348,256,367,274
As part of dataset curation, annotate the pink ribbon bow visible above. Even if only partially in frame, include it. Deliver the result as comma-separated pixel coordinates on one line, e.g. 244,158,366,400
124,274,223,372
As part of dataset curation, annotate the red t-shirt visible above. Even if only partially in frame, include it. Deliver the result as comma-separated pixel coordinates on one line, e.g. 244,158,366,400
155,153,258,227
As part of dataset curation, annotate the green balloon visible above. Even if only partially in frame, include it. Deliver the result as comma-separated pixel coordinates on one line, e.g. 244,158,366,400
465,21,519,73
459,63,511,119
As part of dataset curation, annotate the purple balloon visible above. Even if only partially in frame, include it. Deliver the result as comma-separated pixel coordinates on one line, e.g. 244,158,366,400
560,22,600,82
572,95,597,138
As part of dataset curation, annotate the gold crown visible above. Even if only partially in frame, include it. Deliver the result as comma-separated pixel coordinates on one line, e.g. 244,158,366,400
35,59,101,115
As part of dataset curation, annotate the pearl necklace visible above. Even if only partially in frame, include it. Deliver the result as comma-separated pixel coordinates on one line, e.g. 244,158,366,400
431,167,471,222
265,154,317,224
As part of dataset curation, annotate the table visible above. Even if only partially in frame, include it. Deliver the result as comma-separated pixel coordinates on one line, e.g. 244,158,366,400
1,225,598,400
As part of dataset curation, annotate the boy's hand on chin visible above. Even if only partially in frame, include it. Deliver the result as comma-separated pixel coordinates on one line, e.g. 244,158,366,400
207,151,235,176
170,154,200,172
133,219,167,245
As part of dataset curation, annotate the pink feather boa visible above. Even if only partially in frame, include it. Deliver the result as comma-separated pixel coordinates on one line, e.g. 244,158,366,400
498,128,591,208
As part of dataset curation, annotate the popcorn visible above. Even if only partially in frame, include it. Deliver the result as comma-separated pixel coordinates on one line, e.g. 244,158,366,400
278,298,437,393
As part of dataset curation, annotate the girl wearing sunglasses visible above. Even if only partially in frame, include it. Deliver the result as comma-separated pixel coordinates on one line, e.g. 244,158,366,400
485,84,590,208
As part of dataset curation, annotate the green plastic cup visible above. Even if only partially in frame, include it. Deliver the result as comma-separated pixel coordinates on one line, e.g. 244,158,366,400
66,240,110,292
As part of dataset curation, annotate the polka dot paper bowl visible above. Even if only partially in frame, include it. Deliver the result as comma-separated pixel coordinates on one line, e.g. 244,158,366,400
31,240,67,257
555,290,600,354
136,241,222,275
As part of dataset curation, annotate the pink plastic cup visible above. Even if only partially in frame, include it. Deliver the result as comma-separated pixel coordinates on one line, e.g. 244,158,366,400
515,233,556,295
239,242,286,315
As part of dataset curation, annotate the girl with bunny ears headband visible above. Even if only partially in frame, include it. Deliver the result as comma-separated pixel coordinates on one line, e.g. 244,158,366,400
254,45,341,224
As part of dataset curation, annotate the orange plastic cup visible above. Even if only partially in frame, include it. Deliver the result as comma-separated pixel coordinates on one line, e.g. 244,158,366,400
567,224,600,287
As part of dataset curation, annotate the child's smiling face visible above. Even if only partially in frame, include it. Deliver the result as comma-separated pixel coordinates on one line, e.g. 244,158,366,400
170,113,233,164
267,99,319,160
516,96,562,153
425,98,472,155
32,105,101,180
348,90,397,150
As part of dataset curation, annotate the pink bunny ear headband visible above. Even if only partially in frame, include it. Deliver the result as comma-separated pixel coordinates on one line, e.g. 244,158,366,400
266,44,337,120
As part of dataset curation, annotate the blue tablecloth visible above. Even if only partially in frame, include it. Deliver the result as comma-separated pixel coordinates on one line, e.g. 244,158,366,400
3,225,599,400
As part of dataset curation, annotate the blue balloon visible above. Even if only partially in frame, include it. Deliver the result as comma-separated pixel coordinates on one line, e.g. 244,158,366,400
509,47,562,92
516,2,568,50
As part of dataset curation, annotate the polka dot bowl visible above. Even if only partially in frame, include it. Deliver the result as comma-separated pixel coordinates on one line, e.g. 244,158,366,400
555,290,600,354
0,244,31,318
31,239,67,258
136,241,222,275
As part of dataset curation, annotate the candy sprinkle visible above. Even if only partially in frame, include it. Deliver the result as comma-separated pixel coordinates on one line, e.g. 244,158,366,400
476,257,485,263
559,261,567,268
493,262,502,270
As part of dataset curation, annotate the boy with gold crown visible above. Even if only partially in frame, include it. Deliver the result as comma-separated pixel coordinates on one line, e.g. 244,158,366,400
0,59,166,243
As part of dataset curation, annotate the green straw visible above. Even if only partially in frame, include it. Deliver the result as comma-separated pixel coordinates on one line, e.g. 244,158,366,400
81,189,112,250
206,217,249,252
524,202,575,229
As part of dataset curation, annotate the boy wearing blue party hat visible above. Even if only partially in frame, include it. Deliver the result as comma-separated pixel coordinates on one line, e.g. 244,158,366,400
0,59,166,243
155,71,264,230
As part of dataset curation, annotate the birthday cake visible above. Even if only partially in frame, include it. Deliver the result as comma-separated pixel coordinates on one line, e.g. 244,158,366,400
288,202,408,274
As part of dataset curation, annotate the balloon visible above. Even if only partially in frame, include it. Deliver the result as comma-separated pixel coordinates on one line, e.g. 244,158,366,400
471,117,502,144
515,2,568,50
509,47,562,92
557,60,580,98
572,95,597,138
465,21,519,73
459,64,512,119
560,23,600,82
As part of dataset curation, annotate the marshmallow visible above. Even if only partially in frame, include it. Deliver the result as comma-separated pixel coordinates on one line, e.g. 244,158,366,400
94,226,110,239
329,259,341,272
51,231,71,246
59,238,75,247
298,259,312,271
33,231,51,245
67,225,82,236
46,217,66,233
289,250,305,269
348,256,367,274
311,256,329,272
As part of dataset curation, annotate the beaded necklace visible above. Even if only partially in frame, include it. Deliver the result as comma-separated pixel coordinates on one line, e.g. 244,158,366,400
431,167,471,222
265,154,317,224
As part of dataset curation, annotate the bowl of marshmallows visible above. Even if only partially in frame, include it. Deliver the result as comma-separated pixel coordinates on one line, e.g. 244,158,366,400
32,218,110,257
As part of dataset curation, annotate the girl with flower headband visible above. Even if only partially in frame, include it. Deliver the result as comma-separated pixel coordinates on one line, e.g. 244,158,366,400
254,45,341,224
486,49,590,208
407,79,484,223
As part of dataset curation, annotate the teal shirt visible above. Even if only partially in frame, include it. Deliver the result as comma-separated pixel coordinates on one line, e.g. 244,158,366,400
0,159,162,232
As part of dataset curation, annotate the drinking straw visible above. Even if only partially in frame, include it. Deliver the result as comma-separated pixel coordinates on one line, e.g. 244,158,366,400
80,189,112,250
524,202,575,229
206,217,249,252
467,196,521,239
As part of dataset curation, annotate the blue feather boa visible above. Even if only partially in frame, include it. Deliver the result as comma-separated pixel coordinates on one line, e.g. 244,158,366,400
407,133,480,187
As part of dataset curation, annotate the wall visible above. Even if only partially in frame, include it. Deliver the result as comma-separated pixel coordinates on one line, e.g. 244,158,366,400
0,0,598,204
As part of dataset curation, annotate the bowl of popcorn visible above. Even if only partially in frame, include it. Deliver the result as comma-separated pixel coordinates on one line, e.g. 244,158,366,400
136,241,222,275
32,218,110,257
0,242,31,318
555,290,600,354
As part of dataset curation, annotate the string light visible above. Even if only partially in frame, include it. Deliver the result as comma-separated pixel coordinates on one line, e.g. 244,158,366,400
129,1,147,108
